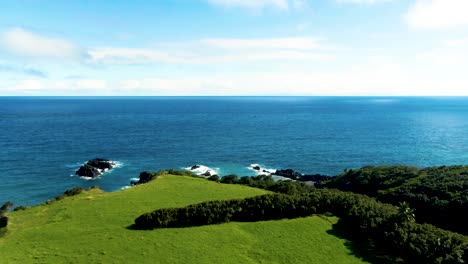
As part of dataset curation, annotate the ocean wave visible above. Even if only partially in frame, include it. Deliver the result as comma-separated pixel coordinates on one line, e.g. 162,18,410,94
73,160,123,179
79,176,99,181
185,164,219,177
247,164,276,176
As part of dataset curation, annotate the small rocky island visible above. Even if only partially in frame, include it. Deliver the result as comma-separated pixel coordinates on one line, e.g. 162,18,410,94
75,158,117,179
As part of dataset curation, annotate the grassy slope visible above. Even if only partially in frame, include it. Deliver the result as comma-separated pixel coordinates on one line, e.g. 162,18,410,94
0,175,368,264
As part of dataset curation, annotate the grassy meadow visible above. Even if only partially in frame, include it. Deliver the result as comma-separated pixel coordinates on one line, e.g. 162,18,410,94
0,175,368,263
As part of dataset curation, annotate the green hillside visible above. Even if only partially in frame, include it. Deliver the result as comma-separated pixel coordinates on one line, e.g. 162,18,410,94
0,175,367,264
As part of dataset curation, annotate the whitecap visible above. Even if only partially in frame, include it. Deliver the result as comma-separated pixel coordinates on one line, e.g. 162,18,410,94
247,164,277,176
79,176,98,181
185,164,219,177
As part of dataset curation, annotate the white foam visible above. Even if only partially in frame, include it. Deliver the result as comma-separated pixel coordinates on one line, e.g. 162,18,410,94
185,164,219,178
130,177,139,182
79,176,98,181
271,175,293,181
247,164,276,176
120,186,131,190
75,160,122,180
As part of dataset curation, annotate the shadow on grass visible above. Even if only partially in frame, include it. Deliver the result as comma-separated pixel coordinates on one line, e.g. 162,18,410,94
126,224,141,230
327,219,402,264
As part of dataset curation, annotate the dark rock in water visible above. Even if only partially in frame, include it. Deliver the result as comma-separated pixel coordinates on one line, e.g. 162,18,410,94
252,165,261,170
137,171,157,184
86,158,114,170
273,168,332,182
202,170,212,177
75,158,116,178
273,169,302,180
191,165,200,170
76,164,101,178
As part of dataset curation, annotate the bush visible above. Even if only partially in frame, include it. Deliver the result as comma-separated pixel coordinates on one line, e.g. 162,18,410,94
13,206,29,212
0,201,14,215
64,187,84,197
134,188,468,264
220,174,239,184
208,175,220,182
0,216,8,228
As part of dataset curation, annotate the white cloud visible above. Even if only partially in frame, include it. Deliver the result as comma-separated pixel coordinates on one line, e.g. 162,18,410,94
441,38,468,47
200,37,322,50
88,37,331,65
336,0,390,4
88,47,332,64
88,48,175,64
0,62,47,77
12,79,45,91
207,0,290,10
406,0,468,30
111,67,466,96
1,28,83,59
3,61,468,96
75,79,108,89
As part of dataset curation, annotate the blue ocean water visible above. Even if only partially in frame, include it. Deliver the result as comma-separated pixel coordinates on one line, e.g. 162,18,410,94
1,96,468,206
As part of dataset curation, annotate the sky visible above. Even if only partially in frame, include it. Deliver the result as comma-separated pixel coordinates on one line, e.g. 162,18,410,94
1,0,468,96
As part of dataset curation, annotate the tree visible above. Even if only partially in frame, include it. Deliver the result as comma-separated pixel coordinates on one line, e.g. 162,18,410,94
398,201,415,223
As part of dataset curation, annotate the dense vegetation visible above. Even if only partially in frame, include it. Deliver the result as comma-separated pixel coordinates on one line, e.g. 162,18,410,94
0,175,367,264
135,185,468,264
0,201,13,231
325,165,468,234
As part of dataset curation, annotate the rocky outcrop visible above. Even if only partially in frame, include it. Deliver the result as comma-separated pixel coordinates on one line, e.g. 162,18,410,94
273,169,302,180
131,171,159,185
273,169,331,182
138,171,157,184
76,158,116,178
252,165,261,170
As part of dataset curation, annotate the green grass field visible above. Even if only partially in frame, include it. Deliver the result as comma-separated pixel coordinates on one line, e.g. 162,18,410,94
0,175,368,263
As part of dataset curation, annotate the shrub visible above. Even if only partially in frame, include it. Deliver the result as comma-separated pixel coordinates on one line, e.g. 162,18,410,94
0,201,14,215
0,216,8,228
13,206,29,212
64,186,84,197
208,175,220,182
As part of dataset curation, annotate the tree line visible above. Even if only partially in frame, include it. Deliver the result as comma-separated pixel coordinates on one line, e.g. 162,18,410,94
134,176,467,264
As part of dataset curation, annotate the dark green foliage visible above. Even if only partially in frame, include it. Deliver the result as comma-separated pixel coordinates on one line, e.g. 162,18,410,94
166,169,198,177
13,206,29,212
136,171,159,184
327,165,420,196
64,186,84,197
221,174,314,196
207,175,220,182
326,165,468,235
0,201,13,230
384,222,468,264
134,187,468,263
0,216,8,229
134,193,316,229
0,201,14,215
220,174,239,184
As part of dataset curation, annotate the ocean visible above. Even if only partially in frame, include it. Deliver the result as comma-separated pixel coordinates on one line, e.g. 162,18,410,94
1,96,468,206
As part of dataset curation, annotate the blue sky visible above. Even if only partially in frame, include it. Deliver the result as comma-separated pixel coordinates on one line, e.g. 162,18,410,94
1,0,468,95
